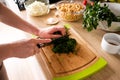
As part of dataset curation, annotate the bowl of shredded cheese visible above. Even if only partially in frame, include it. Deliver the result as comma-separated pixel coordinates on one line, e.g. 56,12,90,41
56,1,85,21
25,0,50,16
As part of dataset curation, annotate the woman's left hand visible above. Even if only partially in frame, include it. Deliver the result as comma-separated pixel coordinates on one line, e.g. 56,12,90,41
38,26,66,39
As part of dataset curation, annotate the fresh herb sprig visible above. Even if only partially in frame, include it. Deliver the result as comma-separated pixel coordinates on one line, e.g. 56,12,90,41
83,1,120,31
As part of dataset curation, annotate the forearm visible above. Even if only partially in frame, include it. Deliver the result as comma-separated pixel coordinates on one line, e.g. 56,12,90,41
0,40,26,62
0,43,13,62
0,3,39,35
0,38,41,62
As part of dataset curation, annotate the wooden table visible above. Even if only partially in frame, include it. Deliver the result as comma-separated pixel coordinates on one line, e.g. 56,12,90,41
2,0,120,80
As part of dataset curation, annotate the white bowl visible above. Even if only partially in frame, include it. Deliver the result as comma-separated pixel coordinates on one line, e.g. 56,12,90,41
99,21,120,32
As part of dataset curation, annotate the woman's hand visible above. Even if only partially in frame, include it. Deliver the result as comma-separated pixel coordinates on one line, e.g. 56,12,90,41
38,26,66,39
11,38,51,58
0,38,51,61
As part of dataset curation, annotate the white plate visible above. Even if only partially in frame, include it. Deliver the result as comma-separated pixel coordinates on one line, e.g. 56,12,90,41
46,17,59,25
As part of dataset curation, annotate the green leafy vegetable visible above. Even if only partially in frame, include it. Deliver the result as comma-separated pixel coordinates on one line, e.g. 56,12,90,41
83,1,120,31
52,35,77,54
51,24,77,54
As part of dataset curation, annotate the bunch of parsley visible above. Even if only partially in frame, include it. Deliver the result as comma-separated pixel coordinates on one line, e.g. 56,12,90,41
83,1,120,31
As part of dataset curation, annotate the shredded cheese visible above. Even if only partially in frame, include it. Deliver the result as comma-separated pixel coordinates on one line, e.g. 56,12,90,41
26,1,49,16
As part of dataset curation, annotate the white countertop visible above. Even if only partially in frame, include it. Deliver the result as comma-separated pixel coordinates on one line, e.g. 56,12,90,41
0,22,47,80
0,1,47,79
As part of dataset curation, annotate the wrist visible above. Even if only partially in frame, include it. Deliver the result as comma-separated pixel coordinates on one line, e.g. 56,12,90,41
35,28,41,36
0,43,13,61
30,26,41,37
34,27,43,38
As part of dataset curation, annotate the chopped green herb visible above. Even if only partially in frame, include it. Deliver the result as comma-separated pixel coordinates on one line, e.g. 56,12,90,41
51,24,77,54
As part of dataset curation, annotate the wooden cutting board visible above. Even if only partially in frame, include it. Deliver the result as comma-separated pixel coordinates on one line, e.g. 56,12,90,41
36,28,107,80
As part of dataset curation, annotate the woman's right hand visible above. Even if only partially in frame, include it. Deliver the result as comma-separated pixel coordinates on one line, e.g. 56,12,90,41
10,38,51,58
0,38,51,61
